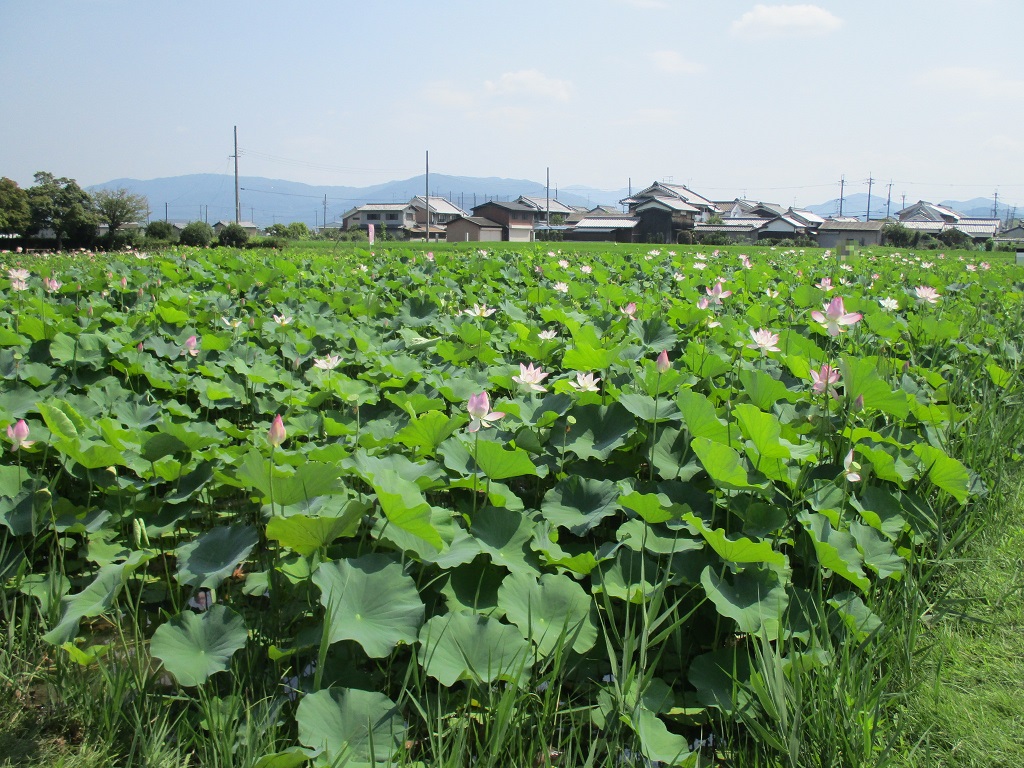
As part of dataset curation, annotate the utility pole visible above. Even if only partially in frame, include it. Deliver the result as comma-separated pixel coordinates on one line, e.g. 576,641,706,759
901,193,906,212
886,182,893,220
993,189,999,218
545,166,550,230
233,126,241,224
838,175,845,217
865,174,874,221
425,150,430,243
250,207,254,224
323,195,327,228
165,202,168,223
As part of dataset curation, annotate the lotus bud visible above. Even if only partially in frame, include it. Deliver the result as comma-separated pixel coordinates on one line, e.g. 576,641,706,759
268,414,286,447
656,350,670,373
853,394,864,412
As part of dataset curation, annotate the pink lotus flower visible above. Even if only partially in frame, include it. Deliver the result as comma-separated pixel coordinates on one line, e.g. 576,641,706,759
7,268,29,282
811,296,862,336
182,335,199,357
656,350,671,373
7,419,34,451
43,277,61,293
810,364,840,396
538,329,557,340
569,372,601,392
268,414,286,447
620,302,637,319
558,259,569,269
747,328,780,353
273,314,293,325
553,282,569,293
467,392,505,432
580,264,592,274
815,277,833,292
697,296,710,310
843,450,862,483
706,281,732,305
10,279,27,292
914,286,941,304
512,362,549,393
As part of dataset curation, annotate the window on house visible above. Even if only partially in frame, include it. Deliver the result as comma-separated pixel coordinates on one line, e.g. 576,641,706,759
386,213,398,221
366,213,380,221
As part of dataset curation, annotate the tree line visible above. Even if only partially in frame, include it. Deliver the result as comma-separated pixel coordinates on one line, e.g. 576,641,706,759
0,172,149,250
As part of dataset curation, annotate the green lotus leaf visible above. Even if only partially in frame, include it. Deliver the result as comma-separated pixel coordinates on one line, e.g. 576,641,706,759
296,688,406,764
42,561,135,644
700,564,789,635
840,356,910,418
677,389,731,445
418,610,532,687
267,510,362,556
469,506,540,574
592,549,658,603
738,368,794,410
691,436,766,491
497,571,597,655
561,403,635,461
472,439,539,480
913,444,970,504
616,519,703,556
688,648,753,714
370,469,443,549
542,476,621,535
632,707,694,766
312,554,423,658
682,513,788,570
827,591,883,641
235,448,344,506
850,521,904,580
798,512,870,592
733,403,790,460
175,525,258,590
618,393,681,424
150,605,248,686
395,410,458,455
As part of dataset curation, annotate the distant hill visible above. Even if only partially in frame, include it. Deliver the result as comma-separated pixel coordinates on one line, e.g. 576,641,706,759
88,174,626,228
804,193,1016,221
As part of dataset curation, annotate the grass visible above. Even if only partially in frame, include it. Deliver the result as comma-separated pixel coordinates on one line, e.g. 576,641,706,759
890,475,1024,767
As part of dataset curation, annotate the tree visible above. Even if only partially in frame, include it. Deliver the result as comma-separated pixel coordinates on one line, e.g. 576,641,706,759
218,222,249,247
285,222,309,240
0,177,31,234
145,220,176,241
27,172,96,249
881,222,914,248
179,221,214,247
93,188,149,240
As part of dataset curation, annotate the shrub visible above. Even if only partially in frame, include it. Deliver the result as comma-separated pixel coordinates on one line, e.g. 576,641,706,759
243,236,287,250
145,220,176,241
882,222,914,247
696,232,730,246
938,227,973,250
179,221,214,247
218,222,250,248
105,228,143,251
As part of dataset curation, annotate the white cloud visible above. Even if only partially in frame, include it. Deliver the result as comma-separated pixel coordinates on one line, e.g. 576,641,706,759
731,4,843,39
649,50,704,75
918,66,1024,101
483,70,572,101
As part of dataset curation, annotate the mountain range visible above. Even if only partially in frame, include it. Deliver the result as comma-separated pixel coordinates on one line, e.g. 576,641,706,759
87,174,1017,228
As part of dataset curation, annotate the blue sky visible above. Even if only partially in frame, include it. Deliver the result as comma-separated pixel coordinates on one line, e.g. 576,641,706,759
2,0,1022,207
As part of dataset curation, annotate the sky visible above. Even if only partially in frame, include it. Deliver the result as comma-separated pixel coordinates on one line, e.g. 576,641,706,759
1,0,1022,208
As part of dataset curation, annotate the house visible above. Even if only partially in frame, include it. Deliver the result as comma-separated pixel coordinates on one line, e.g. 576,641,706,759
565,216,639,242
894,201,1000,243
995,224,1024,245
213,221,260,237
341,203,418,238
408,196,467,228
622,181,719,243
816,220,886,248
896,200,961,224
445,216,503,242
514,196,577,226
565,205,620,225
470,201,535,242
694,218,767,242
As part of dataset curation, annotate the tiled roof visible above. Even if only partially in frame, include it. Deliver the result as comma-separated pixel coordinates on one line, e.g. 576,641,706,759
516,196,576,215
454,216,502,228
573,217,639,229
410,196,466,216
635,197,700,213
473,200,535,212
819,221,887,231
354,203,414,212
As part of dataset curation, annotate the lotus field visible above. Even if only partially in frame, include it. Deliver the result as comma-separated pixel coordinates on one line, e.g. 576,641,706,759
1,243,1022,766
